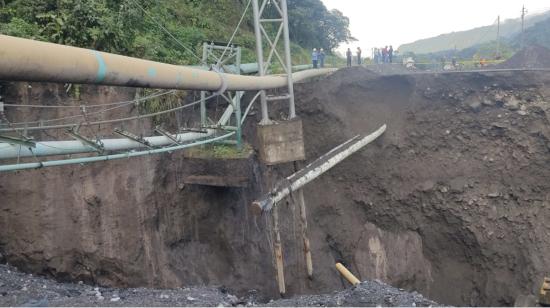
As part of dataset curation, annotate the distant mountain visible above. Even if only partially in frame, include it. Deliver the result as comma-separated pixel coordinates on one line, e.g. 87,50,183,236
511,16,550,49
398,10,550,54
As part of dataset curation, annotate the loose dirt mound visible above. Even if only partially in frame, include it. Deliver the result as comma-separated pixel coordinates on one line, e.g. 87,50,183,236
498,44,550,68
271,67,550,306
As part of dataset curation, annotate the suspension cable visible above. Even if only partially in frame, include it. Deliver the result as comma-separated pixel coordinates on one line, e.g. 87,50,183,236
0,93,219,132
216,0,252,67
3,90,177,127
2,90,175,109
128,0,202,63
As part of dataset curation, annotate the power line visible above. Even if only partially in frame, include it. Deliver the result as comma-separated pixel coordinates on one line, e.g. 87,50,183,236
216,0,252,67
3,90,176,127
127,0,202,62
0,93,219,132
2,90,175,109
521,5,528,48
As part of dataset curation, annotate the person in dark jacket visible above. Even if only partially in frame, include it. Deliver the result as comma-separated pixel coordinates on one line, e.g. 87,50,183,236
346,48,352,67
357,47,362,65
389,45,394,63
319,48,326,68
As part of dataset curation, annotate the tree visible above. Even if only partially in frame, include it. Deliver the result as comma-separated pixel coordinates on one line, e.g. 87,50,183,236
287,0,354,52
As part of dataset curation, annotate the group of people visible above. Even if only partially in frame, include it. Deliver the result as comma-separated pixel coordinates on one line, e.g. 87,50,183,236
373,46,394,64
311,48,326,68
312,45,394,68
345,47,362,67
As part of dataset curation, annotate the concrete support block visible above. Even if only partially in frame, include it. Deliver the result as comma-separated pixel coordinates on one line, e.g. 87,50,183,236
257,118,305,165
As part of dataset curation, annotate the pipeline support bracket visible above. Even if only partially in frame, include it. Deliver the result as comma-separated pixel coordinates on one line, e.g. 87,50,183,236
114,128,153,149
0,134,36,148
66,128,104,153
155,126,181,145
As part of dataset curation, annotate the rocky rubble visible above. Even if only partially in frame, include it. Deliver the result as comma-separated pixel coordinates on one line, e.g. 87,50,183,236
0,264,247,307
0,264,437,307
265,280,437,307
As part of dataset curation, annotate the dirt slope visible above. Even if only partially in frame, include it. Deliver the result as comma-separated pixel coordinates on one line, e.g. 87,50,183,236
1,67,550,306
498,44,550,68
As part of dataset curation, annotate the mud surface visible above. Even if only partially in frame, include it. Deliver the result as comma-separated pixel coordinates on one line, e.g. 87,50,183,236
1,65,550,306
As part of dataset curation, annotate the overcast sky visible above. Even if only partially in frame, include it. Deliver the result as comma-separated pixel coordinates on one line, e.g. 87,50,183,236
321,0,550,55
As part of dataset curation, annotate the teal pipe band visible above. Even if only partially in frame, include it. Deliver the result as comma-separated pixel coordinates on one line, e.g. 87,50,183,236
93,51,107,83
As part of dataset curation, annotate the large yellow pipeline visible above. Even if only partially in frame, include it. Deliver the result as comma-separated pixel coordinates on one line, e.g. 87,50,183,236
0,35,335,91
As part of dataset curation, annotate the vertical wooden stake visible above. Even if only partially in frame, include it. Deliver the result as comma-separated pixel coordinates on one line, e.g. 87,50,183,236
297,188,313,278
272,207,286,296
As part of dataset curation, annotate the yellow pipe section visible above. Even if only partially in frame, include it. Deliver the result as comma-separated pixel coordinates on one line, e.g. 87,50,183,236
0,35,335,91
336,263,360,286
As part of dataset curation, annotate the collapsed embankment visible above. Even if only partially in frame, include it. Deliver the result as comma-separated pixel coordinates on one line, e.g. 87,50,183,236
1,67,549,306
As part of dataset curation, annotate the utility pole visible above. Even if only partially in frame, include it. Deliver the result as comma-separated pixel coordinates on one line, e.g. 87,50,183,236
496,15,501,59
521,5,528,49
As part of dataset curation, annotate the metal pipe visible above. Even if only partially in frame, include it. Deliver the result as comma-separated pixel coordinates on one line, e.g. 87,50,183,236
0,91,266,160
235,47,243,150
280,0,296,119
0,132,234,172
251,1,270,124
0,35,334,92
0,130,215,159
252,125,387,213
336,263,360,286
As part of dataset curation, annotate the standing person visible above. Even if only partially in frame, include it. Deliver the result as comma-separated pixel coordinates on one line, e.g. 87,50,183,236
389,45,394,63
319,48,326,68
373,48,379,64
357,47,362,65
312,48,319,69
346,48,352,67
382,47,388,63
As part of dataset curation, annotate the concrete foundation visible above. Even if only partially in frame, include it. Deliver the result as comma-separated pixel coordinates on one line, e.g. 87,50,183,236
257,118,305,165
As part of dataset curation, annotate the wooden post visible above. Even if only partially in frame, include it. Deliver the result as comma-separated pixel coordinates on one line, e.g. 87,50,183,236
294,160,313,279
297,189,313,278
272,207,286,296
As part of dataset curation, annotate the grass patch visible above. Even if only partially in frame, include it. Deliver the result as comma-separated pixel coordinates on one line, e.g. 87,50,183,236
185,143,253,159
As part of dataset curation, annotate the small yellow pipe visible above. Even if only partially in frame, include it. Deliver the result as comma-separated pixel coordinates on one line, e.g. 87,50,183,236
336,263,360,286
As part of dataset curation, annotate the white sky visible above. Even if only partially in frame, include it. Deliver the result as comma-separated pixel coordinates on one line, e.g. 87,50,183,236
321,0,550,55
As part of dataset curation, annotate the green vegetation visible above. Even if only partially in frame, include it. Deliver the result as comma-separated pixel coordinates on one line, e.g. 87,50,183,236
185,143,253,159
0,0,353,65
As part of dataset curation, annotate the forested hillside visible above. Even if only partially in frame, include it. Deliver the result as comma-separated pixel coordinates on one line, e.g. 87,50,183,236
0,0,353,65
514,16,550,49
398,10,550,54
